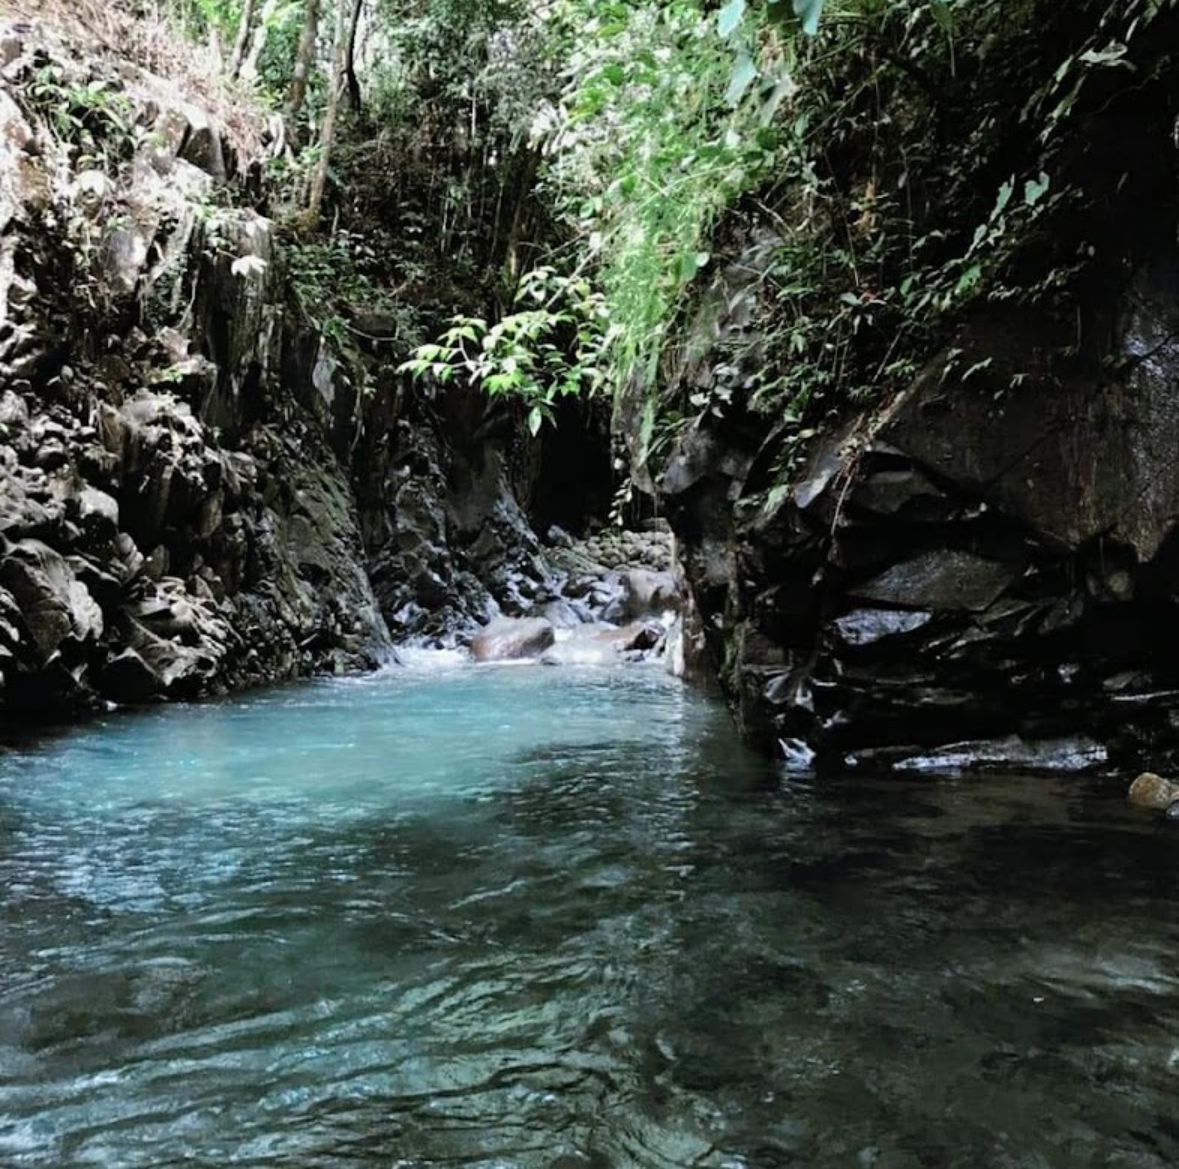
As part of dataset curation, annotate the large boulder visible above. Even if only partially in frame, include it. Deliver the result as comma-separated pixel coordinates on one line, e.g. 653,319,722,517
0,538,102,665
1128,772,1179,811
540,622,662,667
470,617,555,662
603,568,680,623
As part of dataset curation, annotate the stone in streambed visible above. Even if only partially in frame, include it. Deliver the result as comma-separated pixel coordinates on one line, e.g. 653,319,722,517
540,622,661,666
1127,772,1179,810
620,568,679,619
470,617,555,662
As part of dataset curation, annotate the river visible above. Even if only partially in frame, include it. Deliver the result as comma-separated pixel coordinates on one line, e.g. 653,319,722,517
1,662,1176,1168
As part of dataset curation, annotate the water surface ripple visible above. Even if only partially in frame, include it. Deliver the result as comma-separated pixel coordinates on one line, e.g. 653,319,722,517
1,664,1177,1168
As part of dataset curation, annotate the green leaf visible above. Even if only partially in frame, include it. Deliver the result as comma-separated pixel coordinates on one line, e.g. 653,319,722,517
929,0,953,34
717,0,746,39
527,406,545,436
793,0,825,37
1023,171,1050,206
679,250,711,282
758,71,797,126
955,262,982,298
990,178,1014,222
725,55,759,106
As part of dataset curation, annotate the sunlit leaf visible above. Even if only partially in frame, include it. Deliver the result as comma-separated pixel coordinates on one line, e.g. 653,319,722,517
717,0,746,39
1023,171,1050,206
793,0,825,37
725,55,759,107
990,178,1014,222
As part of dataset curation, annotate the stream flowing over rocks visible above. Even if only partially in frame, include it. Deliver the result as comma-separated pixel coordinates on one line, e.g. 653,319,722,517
0,23,677,720
8,13,1179,781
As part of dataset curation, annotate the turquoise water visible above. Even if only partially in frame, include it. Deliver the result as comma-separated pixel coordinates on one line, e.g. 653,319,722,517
1,662,1178,1168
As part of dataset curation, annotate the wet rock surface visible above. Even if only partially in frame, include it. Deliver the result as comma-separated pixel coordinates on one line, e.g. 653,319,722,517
1127,772,1179,811
659,253,1179,772
460,528,680,667
355,387,681,661
0,31,391,720
470,617,555,663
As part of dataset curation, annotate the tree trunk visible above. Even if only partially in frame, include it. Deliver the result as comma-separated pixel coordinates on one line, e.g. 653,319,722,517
242,0,282,81
229,0,258,78
344,0,364,112
304,0,349,228
287,0,323,119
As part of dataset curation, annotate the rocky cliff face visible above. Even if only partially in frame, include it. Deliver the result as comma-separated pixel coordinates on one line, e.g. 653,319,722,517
0,26,392,717
0,21,672,722
660,195,1179,775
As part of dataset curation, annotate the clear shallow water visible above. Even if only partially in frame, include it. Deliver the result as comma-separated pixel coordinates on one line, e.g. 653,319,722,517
1,664,1177,1169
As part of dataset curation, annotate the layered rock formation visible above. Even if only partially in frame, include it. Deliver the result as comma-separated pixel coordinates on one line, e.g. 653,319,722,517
661,255,1179,774
0,26,391,716
636,0,1179,776
0,22,677,723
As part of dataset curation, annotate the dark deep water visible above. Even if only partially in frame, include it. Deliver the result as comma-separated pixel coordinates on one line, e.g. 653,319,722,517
0,662,1177,1168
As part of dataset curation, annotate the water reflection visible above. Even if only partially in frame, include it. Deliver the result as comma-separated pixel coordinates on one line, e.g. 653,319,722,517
0,664,1176,1168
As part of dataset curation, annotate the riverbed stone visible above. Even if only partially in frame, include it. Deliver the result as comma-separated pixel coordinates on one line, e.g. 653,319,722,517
540,621,662,666
470,617,555,662
1127,772,1179,810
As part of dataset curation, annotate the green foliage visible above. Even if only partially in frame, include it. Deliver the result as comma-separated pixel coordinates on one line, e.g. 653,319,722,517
26,67,142,168
251,2,308,103
542,0,785,394
573,0,1179,483
287,230,417,352
400,267,615,433
170,0,245,40
144,0,1179,503
720,0,827,38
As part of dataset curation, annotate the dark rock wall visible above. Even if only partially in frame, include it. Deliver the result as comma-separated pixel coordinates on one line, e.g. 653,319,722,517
351,382,559,645
0,33,391,720
661,249,1179,775
0,23,641,719
648,10,1179,774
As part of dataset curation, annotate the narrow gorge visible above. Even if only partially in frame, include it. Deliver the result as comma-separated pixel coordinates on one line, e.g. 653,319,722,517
0,12,678,718
4,0,1179,781
2,2,1179,1166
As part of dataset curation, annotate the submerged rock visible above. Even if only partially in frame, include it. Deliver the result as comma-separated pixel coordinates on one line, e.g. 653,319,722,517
1127,772,1179,810
853,735,1108,774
